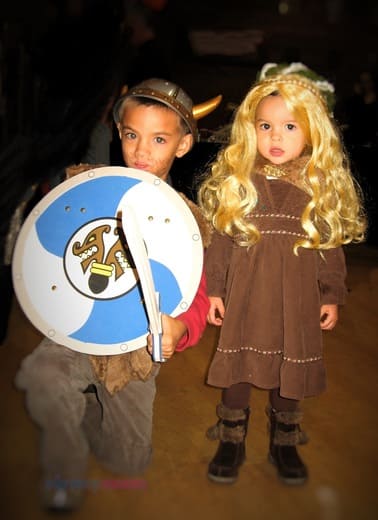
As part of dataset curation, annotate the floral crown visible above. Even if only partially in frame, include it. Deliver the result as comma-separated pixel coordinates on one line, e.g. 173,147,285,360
257,62,336,112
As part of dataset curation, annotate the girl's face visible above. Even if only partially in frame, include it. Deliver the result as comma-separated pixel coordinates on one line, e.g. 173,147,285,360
254,94,307,165
118,101,192,181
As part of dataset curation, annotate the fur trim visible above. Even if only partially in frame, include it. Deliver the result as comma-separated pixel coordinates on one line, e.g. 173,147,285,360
206,404,249,442
65,163,106,179
254,154,310,181
178,192,213,248
217,423,247,443
266,405,303,425
271,427,304,446
266,406,309,446
216,403,248,421
273,410,303,425
206,422,221,441
89,348,153,396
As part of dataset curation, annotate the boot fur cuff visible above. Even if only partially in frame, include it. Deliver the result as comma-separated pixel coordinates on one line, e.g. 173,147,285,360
207,421,247,443
272,428,304,446
266,406,308,446
266,406,303,424
206,404,248,442
218,423,246,443
216,403,247,421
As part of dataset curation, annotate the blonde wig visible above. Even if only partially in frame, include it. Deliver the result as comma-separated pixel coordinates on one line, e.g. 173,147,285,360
198,73,366,251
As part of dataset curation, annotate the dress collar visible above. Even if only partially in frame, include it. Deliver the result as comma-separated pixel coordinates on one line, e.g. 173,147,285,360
254,154,310,181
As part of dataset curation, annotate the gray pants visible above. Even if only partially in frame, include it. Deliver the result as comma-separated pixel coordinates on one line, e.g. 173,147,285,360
15,338,158,479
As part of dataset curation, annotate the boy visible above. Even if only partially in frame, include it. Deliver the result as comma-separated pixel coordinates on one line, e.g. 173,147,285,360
15,78,213,512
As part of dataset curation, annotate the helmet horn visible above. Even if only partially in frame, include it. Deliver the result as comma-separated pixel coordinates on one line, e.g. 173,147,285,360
192,95,222,120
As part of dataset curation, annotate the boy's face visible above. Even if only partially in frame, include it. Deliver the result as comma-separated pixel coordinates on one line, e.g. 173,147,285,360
118,100,193,181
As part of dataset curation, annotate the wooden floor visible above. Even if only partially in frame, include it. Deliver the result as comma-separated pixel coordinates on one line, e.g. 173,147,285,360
1,244,377,520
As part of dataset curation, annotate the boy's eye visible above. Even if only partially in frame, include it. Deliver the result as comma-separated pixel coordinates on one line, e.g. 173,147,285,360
155,136,166,144
124,131,136,140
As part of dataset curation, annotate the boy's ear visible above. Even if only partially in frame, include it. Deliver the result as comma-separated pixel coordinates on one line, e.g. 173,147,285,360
175,133,193,158
117,123,122,140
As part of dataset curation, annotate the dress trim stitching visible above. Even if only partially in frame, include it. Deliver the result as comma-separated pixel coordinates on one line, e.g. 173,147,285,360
260,230,307,238
252,213,300,220
217,346,322,363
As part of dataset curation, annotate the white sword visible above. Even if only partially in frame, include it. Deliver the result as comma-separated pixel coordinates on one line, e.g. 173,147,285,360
121,204,164,362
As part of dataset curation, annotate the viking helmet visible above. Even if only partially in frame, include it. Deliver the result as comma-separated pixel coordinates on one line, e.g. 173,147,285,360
113,78,222,141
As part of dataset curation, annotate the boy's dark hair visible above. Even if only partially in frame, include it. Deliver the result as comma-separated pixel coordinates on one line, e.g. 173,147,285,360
120,96,190,136
113,78,198,140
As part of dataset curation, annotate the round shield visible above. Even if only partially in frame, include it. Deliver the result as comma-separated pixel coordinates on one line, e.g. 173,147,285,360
12,166,203,355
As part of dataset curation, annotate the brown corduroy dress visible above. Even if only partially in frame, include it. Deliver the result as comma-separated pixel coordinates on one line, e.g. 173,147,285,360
205,156,347,400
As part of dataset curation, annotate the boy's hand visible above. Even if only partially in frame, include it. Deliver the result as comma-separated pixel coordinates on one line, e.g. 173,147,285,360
207,296,225,326
320,304,338,330
146,314,187,360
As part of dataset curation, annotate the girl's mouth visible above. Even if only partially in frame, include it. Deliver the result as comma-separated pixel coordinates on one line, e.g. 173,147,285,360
270,148,284,157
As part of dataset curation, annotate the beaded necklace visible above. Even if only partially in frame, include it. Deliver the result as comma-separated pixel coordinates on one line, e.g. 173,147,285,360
262,164,288,179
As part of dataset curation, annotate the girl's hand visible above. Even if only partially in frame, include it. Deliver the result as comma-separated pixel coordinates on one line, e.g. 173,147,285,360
207,296,225,326
320,304,338,330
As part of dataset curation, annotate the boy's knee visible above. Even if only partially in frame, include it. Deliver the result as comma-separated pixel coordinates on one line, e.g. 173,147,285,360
15,353,68,394
15,343,89,426
15,339,88,393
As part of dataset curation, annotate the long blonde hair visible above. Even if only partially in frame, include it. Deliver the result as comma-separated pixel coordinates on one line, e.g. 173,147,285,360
198,74,366,251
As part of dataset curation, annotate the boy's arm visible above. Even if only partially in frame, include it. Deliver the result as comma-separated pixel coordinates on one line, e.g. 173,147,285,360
146,270,209,358
173,269,209,352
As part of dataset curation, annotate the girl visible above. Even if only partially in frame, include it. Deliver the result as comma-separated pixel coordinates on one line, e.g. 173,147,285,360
198,63,366,485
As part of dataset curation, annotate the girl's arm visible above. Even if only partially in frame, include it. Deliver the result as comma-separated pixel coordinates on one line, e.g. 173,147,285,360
207,296,225,326
204,231,234,297
318,247,347,306
320,304,338,330
318,247,347,331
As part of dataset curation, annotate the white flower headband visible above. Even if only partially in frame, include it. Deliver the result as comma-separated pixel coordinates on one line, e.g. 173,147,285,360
258,62,335,112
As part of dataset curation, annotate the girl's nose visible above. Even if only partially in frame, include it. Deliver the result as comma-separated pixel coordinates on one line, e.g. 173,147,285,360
271,129,282,141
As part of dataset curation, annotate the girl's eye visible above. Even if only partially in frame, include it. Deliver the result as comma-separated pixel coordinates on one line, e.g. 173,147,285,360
286,123,296,131
155,136,166,144
259,123,270,130
124,132,136,140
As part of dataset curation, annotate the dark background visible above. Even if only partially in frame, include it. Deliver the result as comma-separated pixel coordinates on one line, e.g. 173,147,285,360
1,0,377,138
0,0,377,241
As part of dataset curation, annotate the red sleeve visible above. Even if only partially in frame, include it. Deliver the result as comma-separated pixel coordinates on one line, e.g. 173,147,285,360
174,269,209,352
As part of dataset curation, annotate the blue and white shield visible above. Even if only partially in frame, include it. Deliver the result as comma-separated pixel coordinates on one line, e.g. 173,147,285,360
12,166,203,355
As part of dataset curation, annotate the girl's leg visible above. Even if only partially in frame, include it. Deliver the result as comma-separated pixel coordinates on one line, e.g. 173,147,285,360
222,382,252,409
207,383,252,484
269,387,299,411
267,388,308,485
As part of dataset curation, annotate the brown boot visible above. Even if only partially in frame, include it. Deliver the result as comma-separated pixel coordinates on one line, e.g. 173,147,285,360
207,403,250,484
267,406,308,485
